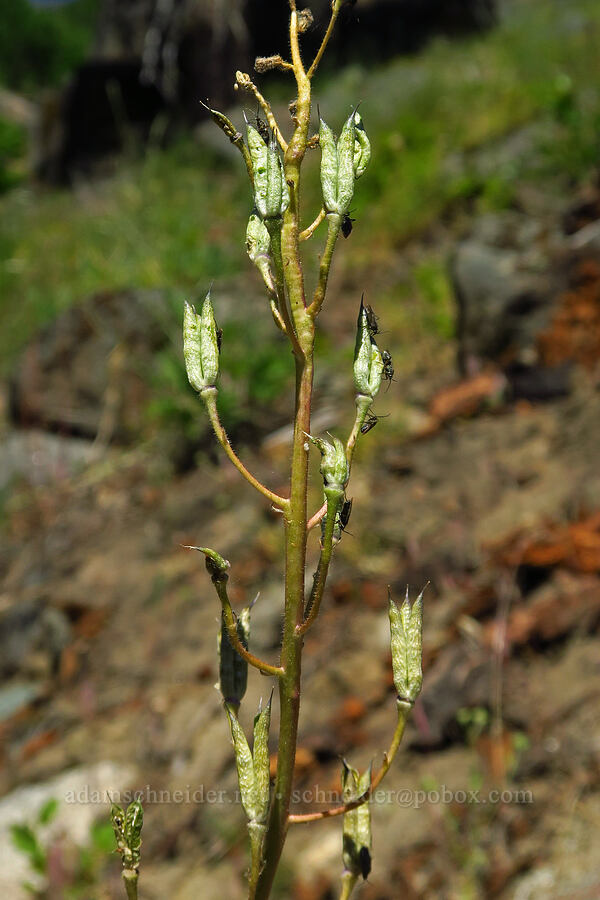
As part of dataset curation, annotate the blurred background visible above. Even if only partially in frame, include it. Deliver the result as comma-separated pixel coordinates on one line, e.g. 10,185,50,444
1,0,600,897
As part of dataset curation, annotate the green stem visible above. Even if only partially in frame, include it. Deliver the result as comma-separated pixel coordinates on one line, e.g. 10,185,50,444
339,871,358,900
122,870,138,900
266,219,303,359
212,576,284,679
202,388,288,510
298,490,342,634
309,214,341,317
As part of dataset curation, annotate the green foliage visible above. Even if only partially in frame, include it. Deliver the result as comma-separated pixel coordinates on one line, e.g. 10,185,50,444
0,117,27,193
0,0,99,92
10,823,47,875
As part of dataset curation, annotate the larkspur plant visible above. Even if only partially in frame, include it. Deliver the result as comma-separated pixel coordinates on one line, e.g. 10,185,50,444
119,3,425,899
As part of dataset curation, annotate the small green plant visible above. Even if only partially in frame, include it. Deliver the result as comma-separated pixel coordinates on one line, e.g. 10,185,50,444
175,3,425,898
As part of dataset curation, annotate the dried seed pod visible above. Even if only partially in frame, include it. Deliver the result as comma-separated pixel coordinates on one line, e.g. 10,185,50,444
388,586,424,704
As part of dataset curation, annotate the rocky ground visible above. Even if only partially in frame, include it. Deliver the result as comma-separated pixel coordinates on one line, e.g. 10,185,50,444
1,160,600,899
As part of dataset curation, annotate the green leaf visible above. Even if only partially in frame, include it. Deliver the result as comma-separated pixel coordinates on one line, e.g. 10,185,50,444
38,797,59,826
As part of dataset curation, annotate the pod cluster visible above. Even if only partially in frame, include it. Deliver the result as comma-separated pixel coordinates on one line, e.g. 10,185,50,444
111,800,143,872
319,111,371,218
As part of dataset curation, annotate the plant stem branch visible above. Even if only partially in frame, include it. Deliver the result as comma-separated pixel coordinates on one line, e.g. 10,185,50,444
288,701,413,823
297,492,342,634
308,0,343,79
202,388,289,510
299,208,326,241
122,870,138,900
308,214,341,317
213,577,284,678
266,220,304,359
339,871,358,900
236,73,288,152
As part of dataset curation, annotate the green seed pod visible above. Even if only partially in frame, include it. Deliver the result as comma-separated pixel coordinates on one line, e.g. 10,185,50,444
218,606,250,710
354,301,383,400
183,293,221,393
306,434,349,492
388,586,424,704
252,693,272,824
319,117,338,213
225,704,258,821
185,545,230,583
335,111,356,216
247,125,289,219
124,800,143,869
246,211,275,294
342,761,372,880
110,802,127,856
353,112,371,179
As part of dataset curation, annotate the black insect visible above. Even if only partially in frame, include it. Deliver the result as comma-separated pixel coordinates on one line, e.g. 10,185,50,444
358,846,372,880
360,411,389,434
217,327,223,352
339,497,353,532
254,108,270,144
341,213,355,238
382,349,394,385
365,304,380,337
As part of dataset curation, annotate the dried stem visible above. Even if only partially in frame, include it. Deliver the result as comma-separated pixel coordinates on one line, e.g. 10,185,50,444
236,72,288,152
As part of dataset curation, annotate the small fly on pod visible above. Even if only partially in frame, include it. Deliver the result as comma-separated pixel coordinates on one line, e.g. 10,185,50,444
341,213,355,238
365,304,380,337
382,349,394,387
254,107,270,144
360,411,389,434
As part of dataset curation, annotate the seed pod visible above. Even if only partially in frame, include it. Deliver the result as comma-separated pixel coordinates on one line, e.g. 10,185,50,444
111,802,127,856
354,300,383,400
306,434,349,492
183,293,221,393
335,111,356,216
319,117,338,213
388,586,424,704
124,800,143,869
218,606,250,710
252,694,272,824
247,125,289,219
353,112,371,179
225,704,258,821
246,211,275,293
342,761,372,880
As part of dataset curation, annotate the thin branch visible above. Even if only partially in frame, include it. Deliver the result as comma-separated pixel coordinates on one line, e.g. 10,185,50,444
202,388,289,509
339,872,358,900
308,214,341,317
308,0,343,79
288,701,412,823
288,0,306,84
200,101,254,184
235,72,288,152
213,574,284,678
297,492,342,634
299,208,326,241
